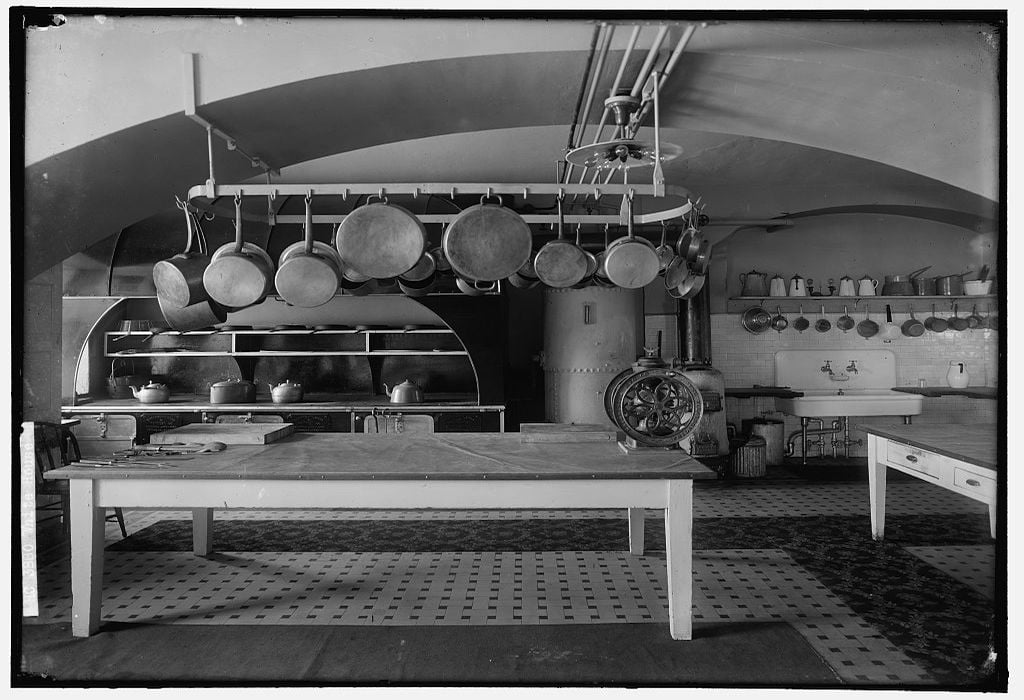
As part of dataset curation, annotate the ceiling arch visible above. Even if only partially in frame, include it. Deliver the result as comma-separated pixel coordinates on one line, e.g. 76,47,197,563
23,16,1001,278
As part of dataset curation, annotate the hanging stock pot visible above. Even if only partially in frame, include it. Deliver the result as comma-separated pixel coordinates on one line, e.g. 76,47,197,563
203,194,275,308
335,194,427,279
152,201,213,308
443,193,532,283
275,193,343,308
153,202,228,330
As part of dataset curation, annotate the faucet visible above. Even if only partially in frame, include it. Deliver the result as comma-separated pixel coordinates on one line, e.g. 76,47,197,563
820,360,833,375
846,360,859,374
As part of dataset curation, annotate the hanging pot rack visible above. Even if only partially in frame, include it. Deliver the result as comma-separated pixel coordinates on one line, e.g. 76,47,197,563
186,182,695,227
182,22,697,230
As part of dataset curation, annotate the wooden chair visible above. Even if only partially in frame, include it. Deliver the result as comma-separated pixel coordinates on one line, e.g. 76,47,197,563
34,421,127,538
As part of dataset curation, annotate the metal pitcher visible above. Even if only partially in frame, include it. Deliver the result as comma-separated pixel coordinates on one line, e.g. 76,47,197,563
739,270,769,297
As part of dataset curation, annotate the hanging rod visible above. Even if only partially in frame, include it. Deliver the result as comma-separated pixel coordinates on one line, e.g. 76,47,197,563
186,185,694,226
187,181,684,202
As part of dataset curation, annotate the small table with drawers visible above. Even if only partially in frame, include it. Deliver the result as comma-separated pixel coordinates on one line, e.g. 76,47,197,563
857,423,998,539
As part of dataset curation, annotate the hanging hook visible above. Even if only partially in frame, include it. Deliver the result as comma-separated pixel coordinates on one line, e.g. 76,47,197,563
305,189,313,204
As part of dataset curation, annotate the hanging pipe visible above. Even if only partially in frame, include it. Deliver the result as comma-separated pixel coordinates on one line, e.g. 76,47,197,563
564,23,612,184
628,24,697,139
628,25,669,98
576,24,641,186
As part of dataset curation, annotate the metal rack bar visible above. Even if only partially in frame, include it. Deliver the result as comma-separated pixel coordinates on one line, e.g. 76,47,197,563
185,190,694,226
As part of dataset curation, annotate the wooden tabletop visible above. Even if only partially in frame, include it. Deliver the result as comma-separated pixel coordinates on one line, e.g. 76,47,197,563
855,422,998,470
44,432,716,482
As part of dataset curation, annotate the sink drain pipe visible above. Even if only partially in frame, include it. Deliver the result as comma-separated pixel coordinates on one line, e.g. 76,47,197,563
785,417,863,465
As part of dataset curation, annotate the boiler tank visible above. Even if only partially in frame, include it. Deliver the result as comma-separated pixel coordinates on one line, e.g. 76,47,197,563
542,287,643,425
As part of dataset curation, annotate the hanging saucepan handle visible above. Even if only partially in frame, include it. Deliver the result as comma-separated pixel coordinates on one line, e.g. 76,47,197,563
303,192,314,255
604,223,610,248
233,193,245,254
625,191,635,240
556,192,565,241
659,221,667,249
575,223,583,247
176,198,197,255
480,191,503,207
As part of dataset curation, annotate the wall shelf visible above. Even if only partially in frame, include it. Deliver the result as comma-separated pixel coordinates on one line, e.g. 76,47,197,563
106,350,468,358
727,295,997,314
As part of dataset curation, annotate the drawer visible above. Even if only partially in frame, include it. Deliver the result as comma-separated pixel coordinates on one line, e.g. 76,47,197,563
885,441,949,481
952,467,996,501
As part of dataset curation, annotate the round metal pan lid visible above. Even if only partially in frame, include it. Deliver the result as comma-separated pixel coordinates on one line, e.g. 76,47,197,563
335,202,427,279
443,203,533,282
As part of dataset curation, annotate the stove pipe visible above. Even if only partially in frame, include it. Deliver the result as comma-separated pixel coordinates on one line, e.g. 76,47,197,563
676,286,712,366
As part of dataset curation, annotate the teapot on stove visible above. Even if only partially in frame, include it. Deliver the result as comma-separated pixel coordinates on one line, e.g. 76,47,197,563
384,379,424,404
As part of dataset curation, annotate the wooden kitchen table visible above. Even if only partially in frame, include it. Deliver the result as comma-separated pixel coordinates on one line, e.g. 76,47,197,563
857,423,999,540
44,432,714,640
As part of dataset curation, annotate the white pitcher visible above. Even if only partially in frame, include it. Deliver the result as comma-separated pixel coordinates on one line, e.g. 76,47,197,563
788,275,807,296
946,361,969,388
858,276,878,296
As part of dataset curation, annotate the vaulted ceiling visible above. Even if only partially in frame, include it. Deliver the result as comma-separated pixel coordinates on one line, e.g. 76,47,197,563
22,14,1002,279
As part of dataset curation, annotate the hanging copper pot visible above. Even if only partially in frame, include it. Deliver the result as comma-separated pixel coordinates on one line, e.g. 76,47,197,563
275,193,342,308
202,193,275,308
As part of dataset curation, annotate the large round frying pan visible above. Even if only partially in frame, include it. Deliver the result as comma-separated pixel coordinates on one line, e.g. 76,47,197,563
335,196,427,279
443,194,532,282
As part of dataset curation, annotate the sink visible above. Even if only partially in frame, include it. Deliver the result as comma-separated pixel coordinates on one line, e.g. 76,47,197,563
775,389,923,417
772,349,923,417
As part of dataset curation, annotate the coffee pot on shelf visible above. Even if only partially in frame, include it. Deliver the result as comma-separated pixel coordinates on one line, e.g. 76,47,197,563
739,270,769,297
858,276,878,296
838,276,856,297
769,274,787,297
788,274,807,296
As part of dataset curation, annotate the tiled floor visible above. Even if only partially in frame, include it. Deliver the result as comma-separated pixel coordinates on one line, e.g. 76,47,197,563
26,472,998,687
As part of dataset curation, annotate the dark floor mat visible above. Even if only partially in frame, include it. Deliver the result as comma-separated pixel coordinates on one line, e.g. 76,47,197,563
103,513,999,686
16,620,841,686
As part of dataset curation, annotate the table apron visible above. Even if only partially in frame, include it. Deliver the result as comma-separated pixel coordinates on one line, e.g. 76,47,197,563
91,478,682,510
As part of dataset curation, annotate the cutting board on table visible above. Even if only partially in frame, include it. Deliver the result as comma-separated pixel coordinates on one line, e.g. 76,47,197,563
519,423,619,443
150,423,295,445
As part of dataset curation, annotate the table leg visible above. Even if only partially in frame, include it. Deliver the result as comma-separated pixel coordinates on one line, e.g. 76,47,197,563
627,507,645,554
867,434,887,540
192,508,214,555
664,480,694,640
70,479,106,637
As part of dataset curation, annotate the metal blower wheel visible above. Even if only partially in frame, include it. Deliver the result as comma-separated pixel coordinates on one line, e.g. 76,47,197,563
609,368,704,447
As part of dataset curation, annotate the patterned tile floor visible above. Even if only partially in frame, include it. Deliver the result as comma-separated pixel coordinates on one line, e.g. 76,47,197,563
27,475,999,687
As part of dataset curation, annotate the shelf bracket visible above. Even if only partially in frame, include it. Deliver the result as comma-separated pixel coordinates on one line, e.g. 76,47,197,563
183,53,280,193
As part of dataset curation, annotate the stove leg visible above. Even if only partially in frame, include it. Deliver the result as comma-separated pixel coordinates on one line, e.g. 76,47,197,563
902,415,913,425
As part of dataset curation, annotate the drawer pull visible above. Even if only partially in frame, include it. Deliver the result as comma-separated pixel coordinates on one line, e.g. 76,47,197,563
905,455,918,463
966,478,981,487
